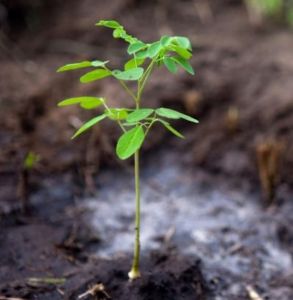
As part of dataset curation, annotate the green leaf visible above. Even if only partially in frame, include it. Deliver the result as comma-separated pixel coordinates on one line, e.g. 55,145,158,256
160,35,172,47
172,45,192,60
172,57,195,75
175,36,192,50
156,108,199,123
97,20,139,44
126,108,154,123
160,121,184,139
124,58,145,70
163,57,177,73
91,60,109,67
156,108,181,120
80,97,105,109
96,20,122,29
80,69,111,83
58,97,104,109
72,114,106,139
147,41,162,58
127,42,147,54
135,49,150,59
24,152,39,169
57,60,108,73
113,27,125,38
112,68,144,81
116,126,145,160
113,28,138,43
57,61,92,72
105,108,128,120
58,97,85,107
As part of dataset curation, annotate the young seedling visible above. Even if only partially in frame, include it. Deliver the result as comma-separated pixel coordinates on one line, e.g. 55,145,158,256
57,20,198,280
18,151,39,213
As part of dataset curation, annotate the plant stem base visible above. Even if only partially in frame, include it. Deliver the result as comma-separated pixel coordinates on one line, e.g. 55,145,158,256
128,268,141,280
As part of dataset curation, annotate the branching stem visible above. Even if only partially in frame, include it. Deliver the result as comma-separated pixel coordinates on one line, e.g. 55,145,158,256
117,120,126,132
119,80,137,102
137,59,156,102
105,66,137,102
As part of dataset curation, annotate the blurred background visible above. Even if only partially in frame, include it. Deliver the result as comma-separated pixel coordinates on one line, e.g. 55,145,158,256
0,0,292,194
0,1,292,298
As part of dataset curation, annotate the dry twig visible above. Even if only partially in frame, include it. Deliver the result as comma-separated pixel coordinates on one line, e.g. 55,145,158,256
246,285,264,300
26,277,66,287
78,283,111,300
256,138,284,205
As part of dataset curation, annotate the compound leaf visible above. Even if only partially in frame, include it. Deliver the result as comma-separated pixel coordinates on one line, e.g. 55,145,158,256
80,97,105,109
135,49,150,59
160,35,172,47
147,41,162,58
106,108,128,120
112,67,144,81
126,108,154,123
58,97,85,107
175,36,192,50
172,57,195,75
116,126,145,160
156,108,180,119
113,27,126,38
124,58,145,70
58,97,104,109
172,45,192,60
127,42,147,54
97,20,139,44
57,60,109,73
91,60,109,67
159,121,184,138
156,108,199,123
57,61,92,72
163,57,177,74
175,110,199,123
72,114,106,139
80,69,111,83
96,20,122,29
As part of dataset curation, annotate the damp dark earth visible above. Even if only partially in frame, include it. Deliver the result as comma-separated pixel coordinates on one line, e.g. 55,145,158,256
0,1,293,300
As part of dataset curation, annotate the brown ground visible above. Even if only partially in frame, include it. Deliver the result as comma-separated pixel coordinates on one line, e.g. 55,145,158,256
0,0,292,299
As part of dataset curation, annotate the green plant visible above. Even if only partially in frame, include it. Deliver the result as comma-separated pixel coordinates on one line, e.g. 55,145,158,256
245,0,293,26
18,151,40,213
24,151,39,170
57,20,198,280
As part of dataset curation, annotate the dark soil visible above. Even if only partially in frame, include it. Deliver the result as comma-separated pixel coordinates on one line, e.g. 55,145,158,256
70,254,207,300
0,0,293,299
0,179,208,300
